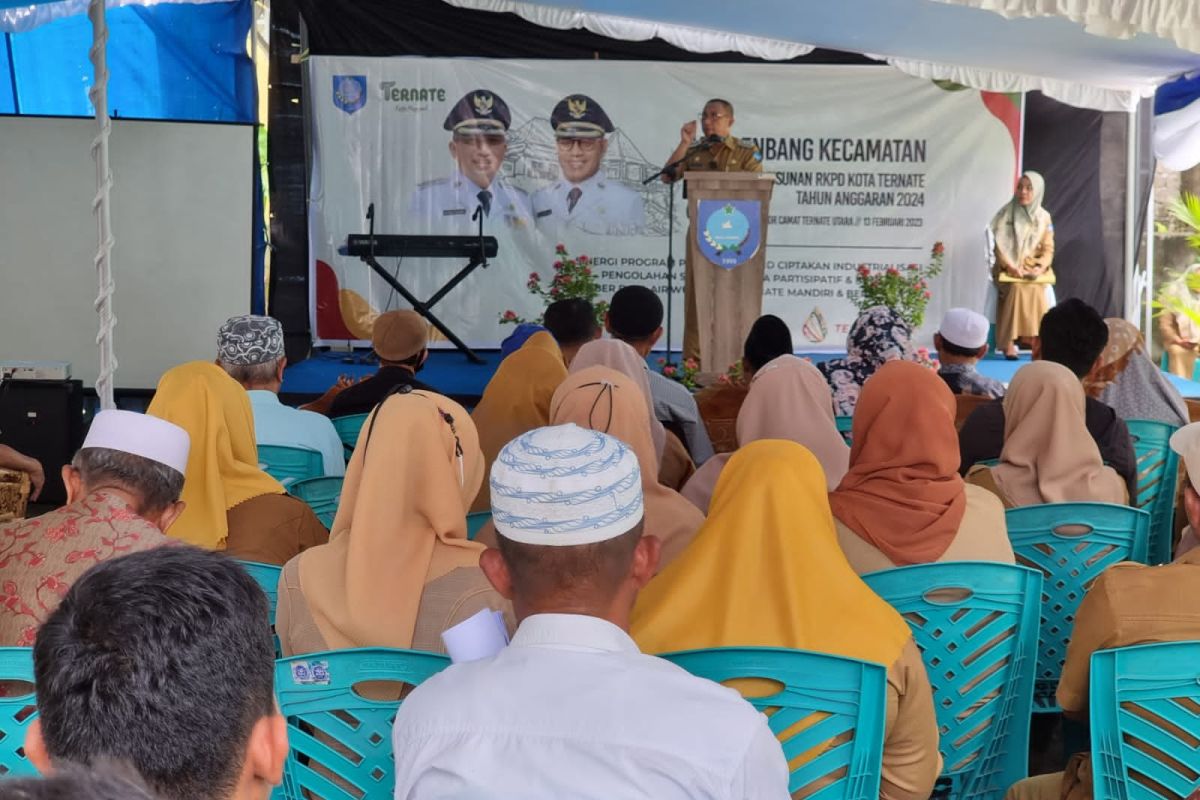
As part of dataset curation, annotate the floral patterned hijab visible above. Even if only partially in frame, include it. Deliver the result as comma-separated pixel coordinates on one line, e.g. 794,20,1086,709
817,306,916,416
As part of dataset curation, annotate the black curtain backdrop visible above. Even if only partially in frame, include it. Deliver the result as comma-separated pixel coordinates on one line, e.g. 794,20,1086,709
267,0,1123,355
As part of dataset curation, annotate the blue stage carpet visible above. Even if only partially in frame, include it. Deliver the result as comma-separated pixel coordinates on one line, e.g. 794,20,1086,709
283,348,1200,400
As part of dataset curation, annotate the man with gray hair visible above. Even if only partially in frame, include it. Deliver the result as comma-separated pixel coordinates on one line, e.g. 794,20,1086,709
217,315,344,476
0,410,189,646
391,424,788,799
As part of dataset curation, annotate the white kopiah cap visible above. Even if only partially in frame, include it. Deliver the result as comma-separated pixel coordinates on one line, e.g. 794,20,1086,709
489,424,644,546
939,307,990,350
81,409,190,475
1171,423,1200,494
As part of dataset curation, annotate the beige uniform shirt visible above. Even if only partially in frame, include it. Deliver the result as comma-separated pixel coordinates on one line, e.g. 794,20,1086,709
680,135,763,174
224,493,329,566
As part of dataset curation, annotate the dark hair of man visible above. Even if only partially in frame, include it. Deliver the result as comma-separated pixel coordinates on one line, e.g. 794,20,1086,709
607,286,663,343
0,761,159,800
496,520,644,602
1038,298,1109,378
543,298,600,347
33,547,276,800
71,447,184,516
216,357,281,387
742,315,794,372
707,98,734,116
938,336,983,359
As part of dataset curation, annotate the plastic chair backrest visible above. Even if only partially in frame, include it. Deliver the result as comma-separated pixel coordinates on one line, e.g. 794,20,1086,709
862,562,1042,800
235,560,282,619
289,476,343,529
1005,502,1150,712
257,445,323,488
1125,419,1180,565
0,648,38,778
274,648,450,800
662,646,886,798
466,511,491,541
1089,641,1200,800
331,413,369,459
836,415,853,446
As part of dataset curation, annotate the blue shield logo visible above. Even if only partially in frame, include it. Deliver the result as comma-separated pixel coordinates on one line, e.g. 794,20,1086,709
696,200,761,270
332,75,367,114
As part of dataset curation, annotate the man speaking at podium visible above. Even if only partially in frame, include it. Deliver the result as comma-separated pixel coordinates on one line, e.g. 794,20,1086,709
662,99,763,364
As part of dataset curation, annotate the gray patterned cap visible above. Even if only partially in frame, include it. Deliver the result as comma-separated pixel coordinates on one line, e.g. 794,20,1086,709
217,315,285,366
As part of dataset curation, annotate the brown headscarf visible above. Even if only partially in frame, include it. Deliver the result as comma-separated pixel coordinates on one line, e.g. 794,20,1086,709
828,360,967,566
550,366,704,569
296,390,487,650
682,355,849,512
469,332,567,513
993,360,1127,507
568,339,666,461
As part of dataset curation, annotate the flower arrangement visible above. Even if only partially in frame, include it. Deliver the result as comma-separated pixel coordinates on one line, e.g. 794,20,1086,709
500,244,608,327
854,241,944,329
911,346,940,371
659,357,700,391
715,359,745,387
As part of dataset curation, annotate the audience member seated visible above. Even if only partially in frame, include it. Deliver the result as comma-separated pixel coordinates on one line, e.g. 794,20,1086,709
469,332,567,513
277,390,510,657
25,547,287,800
147,362,328,564
632,440,941,800
934,307,1006,399
391,425,789,799
1004,422,1200,800
606,285,715,465
216,315,345,477
571,339,696,489
498,322,546,360
1084,317,1188,427
0,410,186,646
683,355,848,513
694,314,794,453
0,761,159,800
830,361,1012,574
542,297,601,367
0,444,44,501
328,310,435,417
967,361,1127,507
818,305,917,417
958,298,1137,497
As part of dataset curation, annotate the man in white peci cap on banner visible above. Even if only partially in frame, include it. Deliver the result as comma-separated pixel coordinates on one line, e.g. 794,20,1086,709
0,409,189,646
934,307,1007,399
391,423,788,800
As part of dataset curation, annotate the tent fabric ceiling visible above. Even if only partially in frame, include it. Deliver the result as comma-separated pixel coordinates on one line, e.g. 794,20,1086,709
928,0,1200,55
444,0,1200,112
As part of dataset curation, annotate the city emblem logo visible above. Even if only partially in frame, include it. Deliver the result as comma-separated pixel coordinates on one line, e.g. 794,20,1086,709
696,200,762,270
332,75,367,114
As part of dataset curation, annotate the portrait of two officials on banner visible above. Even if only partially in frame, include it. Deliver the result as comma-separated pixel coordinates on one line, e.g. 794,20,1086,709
407,89,646,238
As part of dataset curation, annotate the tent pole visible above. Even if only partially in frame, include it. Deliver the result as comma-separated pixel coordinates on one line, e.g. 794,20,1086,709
1145,174,1155,342
1124,101,1138,323
88,0,116,409
4,33,18,114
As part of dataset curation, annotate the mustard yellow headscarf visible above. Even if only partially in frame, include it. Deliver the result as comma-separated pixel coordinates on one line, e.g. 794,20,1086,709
146,361,284,549
632,439,910,668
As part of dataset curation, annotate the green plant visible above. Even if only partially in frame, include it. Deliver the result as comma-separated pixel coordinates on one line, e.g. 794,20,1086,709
500,243,608,327
1168,191,1200,251
659,357,700,391
855,242,944,329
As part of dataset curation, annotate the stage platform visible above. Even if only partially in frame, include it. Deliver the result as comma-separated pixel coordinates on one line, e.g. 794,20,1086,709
282,347,1200,401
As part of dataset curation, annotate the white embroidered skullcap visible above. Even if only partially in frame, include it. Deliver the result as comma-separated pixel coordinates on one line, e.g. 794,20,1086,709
82,410,190,475
938,307,990,350
490,423,644,546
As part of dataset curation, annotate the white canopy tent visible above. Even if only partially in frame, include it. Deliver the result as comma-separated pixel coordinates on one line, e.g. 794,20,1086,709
448,0,1200,330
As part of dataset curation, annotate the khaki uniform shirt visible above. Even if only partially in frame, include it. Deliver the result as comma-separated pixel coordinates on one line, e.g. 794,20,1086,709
224,493,329,566
680,135,763,174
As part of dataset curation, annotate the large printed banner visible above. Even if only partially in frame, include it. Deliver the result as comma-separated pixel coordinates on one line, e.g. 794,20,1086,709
309,57,1020,351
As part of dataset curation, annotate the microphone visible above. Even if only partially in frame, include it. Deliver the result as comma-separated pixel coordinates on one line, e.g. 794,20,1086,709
366,202,375,222
706,134,723,145
366,202,376,259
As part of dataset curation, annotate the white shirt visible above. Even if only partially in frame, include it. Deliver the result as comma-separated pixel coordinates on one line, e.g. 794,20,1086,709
392,613,789,800
530,172,645,236
407,169,533,234
247,390,345,477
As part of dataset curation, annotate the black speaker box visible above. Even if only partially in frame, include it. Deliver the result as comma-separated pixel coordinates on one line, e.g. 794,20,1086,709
0,380,85,506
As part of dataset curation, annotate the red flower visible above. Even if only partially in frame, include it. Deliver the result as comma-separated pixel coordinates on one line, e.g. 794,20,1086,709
662,366,677,377
923,291,932,299
908,264,919,271
657,358,666,365
552,261,563,270
583,268,592,277
550,287,561,298
717,374,730,385
932,241,945,256
529,272,540,282
555,243,567,254
886,267,899,277
857,265,870,277
684,358,699,370
502,310,517,321
578,255,590,264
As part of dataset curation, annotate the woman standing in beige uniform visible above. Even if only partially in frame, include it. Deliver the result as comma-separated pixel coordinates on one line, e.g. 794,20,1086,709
991,171,1055,359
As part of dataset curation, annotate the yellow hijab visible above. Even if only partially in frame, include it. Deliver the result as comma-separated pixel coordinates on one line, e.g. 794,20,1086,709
146,361,283,550
469,332,567,513
632,439,910,668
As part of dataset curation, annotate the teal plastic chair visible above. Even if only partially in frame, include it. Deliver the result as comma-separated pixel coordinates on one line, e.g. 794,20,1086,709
1089,641,1200,800
466,511,491,541
662,647,886,798
836,415,854,446
0,648,38,778
235,560,282,621
274,648,450,800
289,476,343,529
863,562,1042,800
1005,503,1150,712
1125,419,1181,565
331,413,369,460
258,445,323,488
